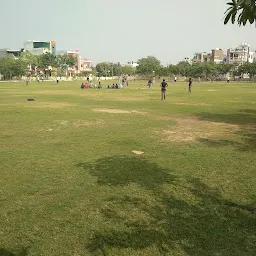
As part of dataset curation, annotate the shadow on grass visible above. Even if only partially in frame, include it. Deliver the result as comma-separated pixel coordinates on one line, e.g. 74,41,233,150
76,156,256,255
0,248,28,256
196,111,256,126
196,110,256,151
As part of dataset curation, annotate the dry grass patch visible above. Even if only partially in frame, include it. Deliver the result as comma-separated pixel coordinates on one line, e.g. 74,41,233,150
72,120,104,128
157,115,240,142
174,102,212,106
114,96,141,101
29,102,76,108
92,108,147,114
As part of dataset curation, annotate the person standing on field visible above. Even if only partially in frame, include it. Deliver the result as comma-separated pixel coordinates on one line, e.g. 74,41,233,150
160,79,168,100
188,78,192,93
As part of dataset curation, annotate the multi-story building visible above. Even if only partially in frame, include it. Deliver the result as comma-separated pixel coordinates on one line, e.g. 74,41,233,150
66,49,92,74
192,52,211,63
80,58,92,72
211,48,224,63
192,49,225,63
227,43,253,65
24,40,56,56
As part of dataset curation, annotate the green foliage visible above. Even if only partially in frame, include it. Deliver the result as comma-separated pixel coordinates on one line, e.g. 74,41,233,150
20,51,39,69
112,63,122,76
0,57,27,79
38,52,57,69
56,54,76,69
136,56,161,75
56,54,76,77
224,0,256,26
96,62,110,77
238,62,256,79
121,65,135,75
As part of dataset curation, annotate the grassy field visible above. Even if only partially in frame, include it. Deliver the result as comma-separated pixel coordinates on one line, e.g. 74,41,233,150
0,80,255,256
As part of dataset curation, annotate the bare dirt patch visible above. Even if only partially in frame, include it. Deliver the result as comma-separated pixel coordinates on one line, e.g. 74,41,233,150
92,108,147,114
132,150,144,155
157,116,240,142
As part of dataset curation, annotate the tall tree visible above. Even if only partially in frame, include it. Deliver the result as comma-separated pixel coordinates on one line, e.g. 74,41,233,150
0,57,27,80
136,56,161,76
96,62,111,77
121,65,135,76
19,51,38,70
224,0,256,26
37,53,57,78
56,54,76,76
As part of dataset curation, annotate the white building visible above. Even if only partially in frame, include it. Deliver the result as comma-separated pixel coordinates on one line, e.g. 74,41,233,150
227,43,253,65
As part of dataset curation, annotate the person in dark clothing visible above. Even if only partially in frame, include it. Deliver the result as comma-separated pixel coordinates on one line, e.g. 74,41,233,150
81,83,84,89
188,78,192,93
160,79,168,100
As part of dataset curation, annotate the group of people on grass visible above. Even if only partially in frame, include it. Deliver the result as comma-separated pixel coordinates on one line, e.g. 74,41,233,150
81,81,125,89
107,83,123,89
81,81,102,89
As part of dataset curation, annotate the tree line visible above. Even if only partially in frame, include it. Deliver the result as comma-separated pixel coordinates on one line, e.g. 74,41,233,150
96,56,256,81
0,51,76,80
1,53,256,81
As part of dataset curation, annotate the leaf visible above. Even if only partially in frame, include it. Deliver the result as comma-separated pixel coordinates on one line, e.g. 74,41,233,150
224,11,233,24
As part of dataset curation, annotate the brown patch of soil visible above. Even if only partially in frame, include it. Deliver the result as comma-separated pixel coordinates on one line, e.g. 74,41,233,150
92,108,147,114
157,116,240,142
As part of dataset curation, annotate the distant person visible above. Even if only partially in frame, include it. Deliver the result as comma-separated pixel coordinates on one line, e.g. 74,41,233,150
26,77,29,86
97,82,102,89
160,79,168,100
85,83,89,88
174,76,177,82
89,81,94,88
107,85,110,89
56,76,60,84
148,79,153,89
37,75,40,83
81,83,84,89
227,76,230,83
41,75,44,82
188,78,192,93
115,84,119,89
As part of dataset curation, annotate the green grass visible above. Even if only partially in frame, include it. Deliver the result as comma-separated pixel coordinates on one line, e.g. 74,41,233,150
0,80,255,256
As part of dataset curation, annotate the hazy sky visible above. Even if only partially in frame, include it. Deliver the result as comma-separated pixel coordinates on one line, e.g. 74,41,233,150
0,0,255,64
